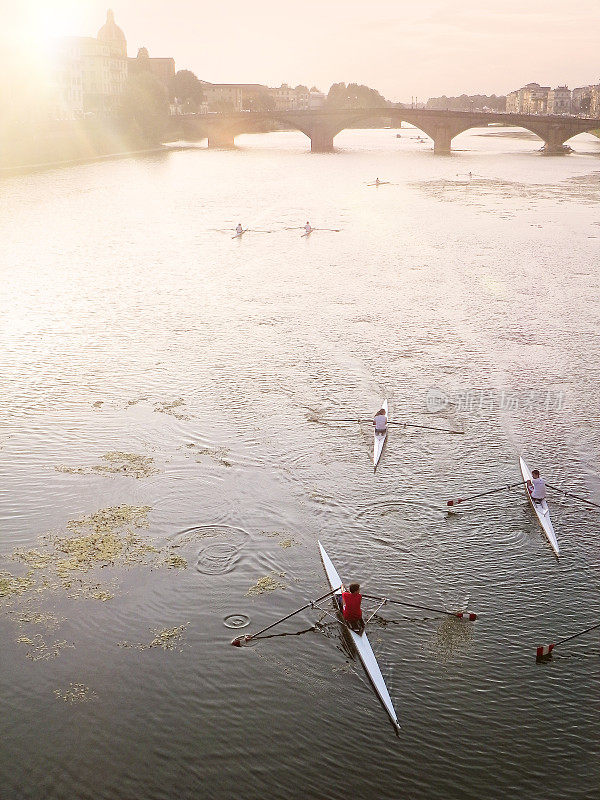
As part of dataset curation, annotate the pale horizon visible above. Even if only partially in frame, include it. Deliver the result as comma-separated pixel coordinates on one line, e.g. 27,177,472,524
4,0,600,102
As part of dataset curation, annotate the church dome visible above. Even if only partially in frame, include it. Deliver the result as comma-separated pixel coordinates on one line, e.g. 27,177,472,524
97,9,127,56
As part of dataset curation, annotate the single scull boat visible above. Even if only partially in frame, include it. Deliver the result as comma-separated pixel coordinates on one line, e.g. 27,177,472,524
318,541,400,734
373,399,388,472
519,456,559,558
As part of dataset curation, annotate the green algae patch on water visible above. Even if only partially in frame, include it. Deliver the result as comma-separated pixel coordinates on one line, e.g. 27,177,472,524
17,634,74,662
164,553,187,569
263,531,298,548
0,571,36,600
118,623,189,652
54,683,97,703
154,398,190,420
246,574,287,596
56,452,159,479
66,504,151,536
183,442,232,467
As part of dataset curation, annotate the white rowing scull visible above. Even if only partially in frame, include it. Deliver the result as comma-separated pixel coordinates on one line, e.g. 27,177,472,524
373,399,388,472
318,541,400,734
519,456,559,558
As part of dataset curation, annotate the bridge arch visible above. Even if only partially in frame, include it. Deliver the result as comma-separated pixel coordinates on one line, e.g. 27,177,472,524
178,109,600,156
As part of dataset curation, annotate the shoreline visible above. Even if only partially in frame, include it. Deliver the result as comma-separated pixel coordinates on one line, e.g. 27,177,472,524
0,142,200,179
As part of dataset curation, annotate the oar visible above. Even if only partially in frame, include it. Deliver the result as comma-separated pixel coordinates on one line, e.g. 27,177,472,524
447,482,524,506
546,484,600,511
362,593,477,621
391,421,463,435
230,586,341,646
313,228,341,232
321,418,463,435
536,621,600,658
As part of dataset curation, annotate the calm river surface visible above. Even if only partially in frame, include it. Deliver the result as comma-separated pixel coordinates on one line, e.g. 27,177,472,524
1,128,599,800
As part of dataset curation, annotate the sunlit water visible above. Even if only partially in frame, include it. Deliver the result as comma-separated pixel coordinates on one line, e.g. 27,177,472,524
1,128,599,800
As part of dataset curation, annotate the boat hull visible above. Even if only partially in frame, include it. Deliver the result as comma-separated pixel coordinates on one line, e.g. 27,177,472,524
519,456,560,558
318,541,400,732
373,399,388,471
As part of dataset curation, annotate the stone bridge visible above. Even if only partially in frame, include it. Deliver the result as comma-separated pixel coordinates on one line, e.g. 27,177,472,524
173,108,600,155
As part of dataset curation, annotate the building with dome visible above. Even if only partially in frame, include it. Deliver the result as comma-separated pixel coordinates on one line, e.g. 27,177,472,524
50,10,129,119
97,9,127,57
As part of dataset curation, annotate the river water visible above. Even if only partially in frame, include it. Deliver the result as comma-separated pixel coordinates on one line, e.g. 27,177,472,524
1,127,599,800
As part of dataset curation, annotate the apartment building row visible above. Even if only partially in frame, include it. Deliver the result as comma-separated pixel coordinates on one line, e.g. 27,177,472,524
506,82,600,116
194,83,326,114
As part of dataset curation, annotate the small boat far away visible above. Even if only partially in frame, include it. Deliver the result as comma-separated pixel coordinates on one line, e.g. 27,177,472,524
519,456,560,558
374,399,388,472
318,541,400,734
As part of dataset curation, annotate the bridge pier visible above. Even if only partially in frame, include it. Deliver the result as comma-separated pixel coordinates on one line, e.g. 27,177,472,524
207,130,236,149
541,124,573,155
309,127,335,153
433,129,452,155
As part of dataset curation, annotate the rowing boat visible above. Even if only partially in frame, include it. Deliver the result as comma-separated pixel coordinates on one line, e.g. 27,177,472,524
232,229,246,239
318,541,400,734
301,229,313,238
519,456,560,558
373,399,388,471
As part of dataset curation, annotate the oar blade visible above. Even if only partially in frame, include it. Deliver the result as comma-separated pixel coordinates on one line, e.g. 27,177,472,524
536,643,555,659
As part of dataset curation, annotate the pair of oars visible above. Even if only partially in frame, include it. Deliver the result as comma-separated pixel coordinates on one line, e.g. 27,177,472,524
329,418,464,435
446,482,600,509
231,587,477,647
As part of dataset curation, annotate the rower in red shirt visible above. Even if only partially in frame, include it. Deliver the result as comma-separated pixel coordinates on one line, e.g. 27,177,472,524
341,583,365,634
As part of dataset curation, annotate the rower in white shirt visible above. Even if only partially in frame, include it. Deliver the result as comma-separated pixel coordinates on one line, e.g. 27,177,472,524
374,408,387,435
304,221,312,234
526,469,546,505
235,223,243,235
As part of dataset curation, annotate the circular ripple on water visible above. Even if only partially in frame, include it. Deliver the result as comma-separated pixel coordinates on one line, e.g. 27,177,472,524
196,541,241,574
223,613,250,629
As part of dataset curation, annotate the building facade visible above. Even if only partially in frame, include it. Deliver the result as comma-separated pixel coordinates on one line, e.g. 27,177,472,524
506,83,550,114
48,10,128,119
547,86,572,115
129,47,175,86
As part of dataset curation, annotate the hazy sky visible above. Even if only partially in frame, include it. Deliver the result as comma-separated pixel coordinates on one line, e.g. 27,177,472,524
5,0,600,100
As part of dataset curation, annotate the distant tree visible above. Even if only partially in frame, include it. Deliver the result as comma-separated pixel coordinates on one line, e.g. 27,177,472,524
325,82,389,108
169,70,204,106
121,72,169,143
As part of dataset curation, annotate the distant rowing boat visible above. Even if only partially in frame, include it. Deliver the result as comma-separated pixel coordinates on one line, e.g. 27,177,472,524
519,456,559,558
318,541,400,734
374,399,388,471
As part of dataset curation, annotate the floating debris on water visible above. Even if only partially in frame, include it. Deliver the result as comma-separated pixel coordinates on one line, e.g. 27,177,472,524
263,530,298,548
11,610,63,630
164,554,187,569
0,571,35,600
92,401,104,410
183,442,232,467
66,504,151,536
118,623,188,651
17,634,74,661
154,399,190,420
54,683,97,703
246,574,287,596
55,452,159,479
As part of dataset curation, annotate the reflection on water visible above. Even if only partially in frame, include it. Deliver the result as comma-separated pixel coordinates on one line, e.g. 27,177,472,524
1,128,599,800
